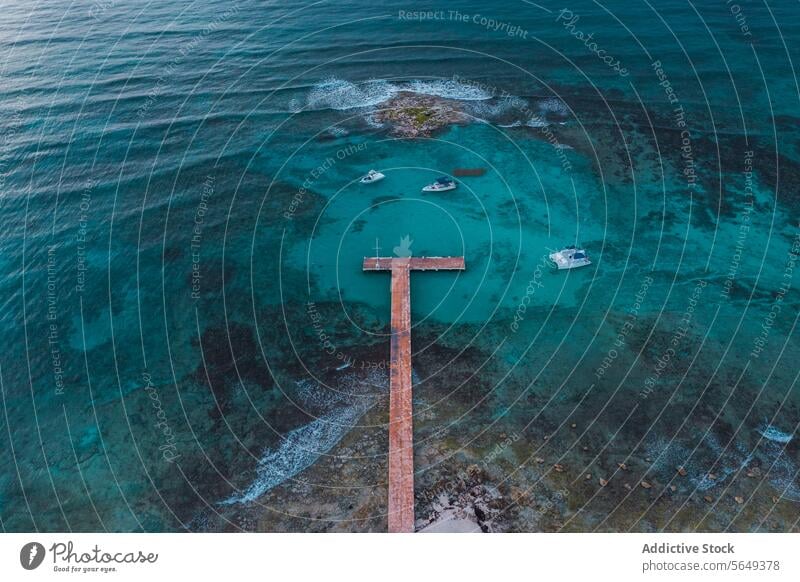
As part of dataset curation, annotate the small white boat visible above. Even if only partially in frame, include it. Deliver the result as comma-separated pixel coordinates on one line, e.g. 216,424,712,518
422,176,457,192
549,246,591,270
360,170,385,184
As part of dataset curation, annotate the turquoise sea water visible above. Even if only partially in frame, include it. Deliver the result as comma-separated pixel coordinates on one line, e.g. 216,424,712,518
0,0,798,531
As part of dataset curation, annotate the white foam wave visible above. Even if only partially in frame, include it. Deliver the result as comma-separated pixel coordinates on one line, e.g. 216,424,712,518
304,77,494,112
764,443,800,501
220,404,364,505
497,117,550,129
327,126,348,138
306,77,398,111
758,424,793,444
538,96,569,116
645,429,800,501
364,113,384,128
467,94,527,119
526,118,550,128
221,372,387,505
406,79,493,101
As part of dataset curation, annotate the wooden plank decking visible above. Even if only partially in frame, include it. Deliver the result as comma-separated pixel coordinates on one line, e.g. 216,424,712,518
388,259,413,533
363,255,465,532
363,256,465,271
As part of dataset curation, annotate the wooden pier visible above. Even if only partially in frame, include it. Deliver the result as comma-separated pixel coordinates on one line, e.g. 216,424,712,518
363,255,465,532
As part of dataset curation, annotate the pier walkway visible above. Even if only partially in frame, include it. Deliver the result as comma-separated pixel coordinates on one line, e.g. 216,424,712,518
363,256,465,532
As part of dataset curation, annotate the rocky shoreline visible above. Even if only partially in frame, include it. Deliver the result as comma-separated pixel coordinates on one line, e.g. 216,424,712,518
181,323,800,534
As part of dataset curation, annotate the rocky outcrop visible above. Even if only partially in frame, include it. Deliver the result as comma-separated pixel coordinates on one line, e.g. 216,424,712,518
416,464,502,533
373,92,468,138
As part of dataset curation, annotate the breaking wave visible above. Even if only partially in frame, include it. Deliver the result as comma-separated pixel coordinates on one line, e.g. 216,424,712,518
763,441,800,501
220,371,387,505
306,78,399,111
327,125,349,138
406,79,493,101
304,76,493,112
538,96,569,116
757,423,794,444
301,78,574,133
466,94,528,119
498,118,551,129
644,428,799,499
219,404,365,505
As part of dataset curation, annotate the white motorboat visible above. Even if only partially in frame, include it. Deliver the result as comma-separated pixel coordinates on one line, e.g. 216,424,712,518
422,176,457,192
549,246,591,270
360,169,385,184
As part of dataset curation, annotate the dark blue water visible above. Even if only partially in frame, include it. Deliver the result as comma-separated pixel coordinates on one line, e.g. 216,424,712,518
1,0,798,532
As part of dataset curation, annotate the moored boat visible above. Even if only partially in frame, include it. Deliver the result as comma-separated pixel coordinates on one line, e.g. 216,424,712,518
360,169,385,184
422,176,457,192
549,246,591,270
